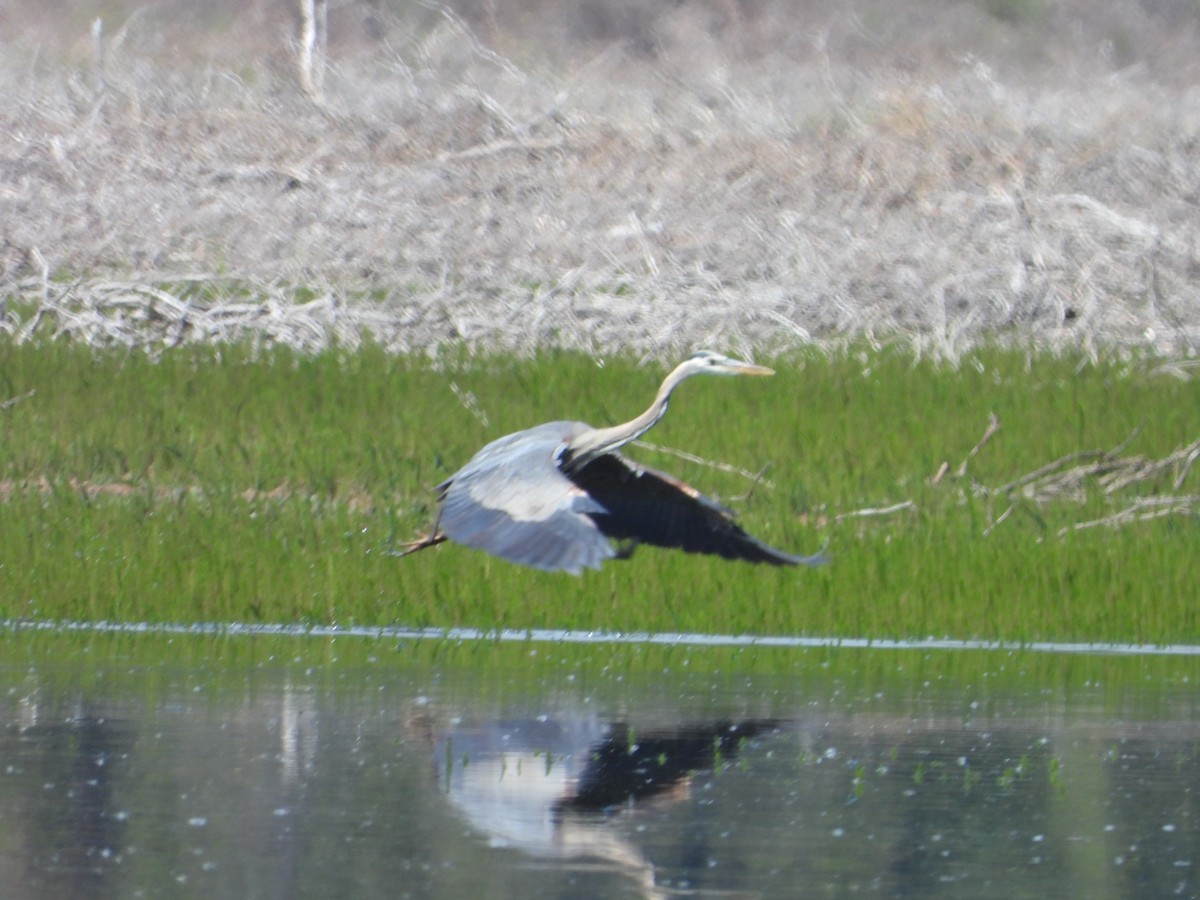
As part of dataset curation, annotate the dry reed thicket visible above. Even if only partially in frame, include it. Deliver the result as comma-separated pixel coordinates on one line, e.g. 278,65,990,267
1,0,1199,361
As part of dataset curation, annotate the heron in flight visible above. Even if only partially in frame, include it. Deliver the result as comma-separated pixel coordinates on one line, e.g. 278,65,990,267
398,351,827,574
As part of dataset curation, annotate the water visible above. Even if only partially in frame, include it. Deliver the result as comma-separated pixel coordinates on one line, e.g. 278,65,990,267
15,617,1200,654
2,623,1199,898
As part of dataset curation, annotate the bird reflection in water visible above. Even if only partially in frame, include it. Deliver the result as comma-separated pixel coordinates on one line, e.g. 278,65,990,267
554,720,777,815
431,714,778,897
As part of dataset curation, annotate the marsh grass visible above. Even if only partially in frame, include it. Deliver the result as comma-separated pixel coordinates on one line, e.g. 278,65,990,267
0,342,1196,642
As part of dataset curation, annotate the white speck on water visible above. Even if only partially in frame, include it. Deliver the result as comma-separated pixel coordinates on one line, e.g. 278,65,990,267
1163,824,1177,832
187,817,207,827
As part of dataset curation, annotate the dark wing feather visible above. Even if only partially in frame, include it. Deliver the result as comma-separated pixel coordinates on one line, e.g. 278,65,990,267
569,453,826,567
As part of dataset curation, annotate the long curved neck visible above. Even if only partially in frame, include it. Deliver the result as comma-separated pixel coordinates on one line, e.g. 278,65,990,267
563,361,694,470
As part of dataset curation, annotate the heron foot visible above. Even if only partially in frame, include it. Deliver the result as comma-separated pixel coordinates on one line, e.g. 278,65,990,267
388,530,448,558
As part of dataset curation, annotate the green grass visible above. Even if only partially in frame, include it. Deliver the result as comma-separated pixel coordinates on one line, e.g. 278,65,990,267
0,340,1196,642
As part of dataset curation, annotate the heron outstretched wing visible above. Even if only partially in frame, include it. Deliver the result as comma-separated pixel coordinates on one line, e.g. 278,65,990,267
569,453,826,567
436,423,617,574
403,352,826,573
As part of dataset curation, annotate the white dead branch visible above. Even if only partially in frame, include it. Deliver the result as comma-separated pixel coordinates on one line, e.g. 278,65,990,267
296,0,328,103
2,2,1200,362
981,435,1200,536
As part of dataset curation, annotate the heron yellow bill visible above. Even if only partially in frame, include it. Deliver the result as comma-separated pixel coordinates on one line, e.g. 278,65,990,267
726,360,775,376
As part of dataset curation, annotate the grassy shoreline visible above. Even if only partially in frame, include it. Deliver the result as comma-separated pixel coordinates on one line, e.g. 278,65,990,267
0,341,1195,642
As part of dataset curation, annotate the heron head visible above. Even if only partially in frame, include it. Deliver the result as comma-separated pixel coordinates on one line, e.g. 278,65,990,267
685,350,775,377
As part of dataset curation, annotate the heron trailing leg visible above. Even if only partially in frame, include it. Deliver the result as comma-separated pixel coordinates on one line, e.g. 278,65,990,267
390,505,448,557
391,530,447,557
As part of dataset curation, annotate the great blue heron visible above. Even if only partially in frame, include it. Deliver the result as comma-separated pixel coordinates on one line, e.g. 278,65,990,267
398,350,827,574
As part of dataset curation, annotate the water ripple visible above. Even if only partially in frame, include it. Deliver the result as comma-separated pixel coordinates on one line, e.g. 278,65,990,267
3,618,1199,656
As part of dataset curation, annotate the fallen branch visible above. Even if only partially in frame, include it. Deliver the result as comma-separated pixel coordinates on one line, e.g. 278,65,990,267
988,426,1143,501
1100,438,1200,494
931,412,1000,484
1058,494,1200,536
982,501,1015,537
0,477,379,513
980,430,1200,536
956,411,1001,477
990,447,1113,498
833,500,914,523
6,276,392,353
633,439,775,488
0,389,35,410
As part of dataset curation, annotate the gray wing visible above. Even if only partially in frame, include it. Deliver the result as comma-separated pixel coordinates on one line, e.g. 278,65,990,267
436,422,617,574
569,453,827,567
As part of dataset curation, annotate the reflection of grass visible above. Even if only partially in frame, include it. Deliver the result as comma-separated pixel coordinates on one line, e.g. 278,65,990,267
0,341,1196,642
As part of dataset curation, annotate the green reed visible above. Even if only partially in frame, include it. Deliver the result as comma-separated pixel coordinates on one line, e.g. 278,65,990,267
0,340,1195,642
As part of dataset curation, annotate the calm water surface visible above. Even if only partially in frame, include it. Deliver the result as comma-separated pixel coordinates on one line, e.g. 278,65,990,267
1,625,1198,898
